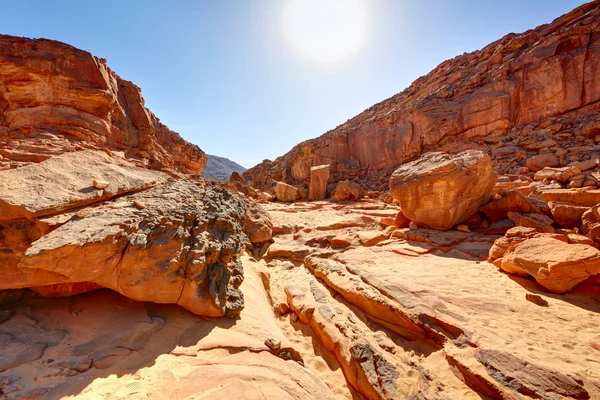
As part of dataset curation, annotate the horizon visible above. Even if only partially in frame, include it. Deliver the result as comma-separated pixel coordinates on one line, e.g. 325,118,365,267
1,0,587,168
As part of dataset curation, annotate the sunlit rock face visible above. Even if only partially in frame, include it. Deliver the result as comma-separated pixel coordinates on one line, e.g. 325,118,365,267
0,35,253,318
245,2,600,190
389,150,497,231
0,34,206,174
0,151,247,318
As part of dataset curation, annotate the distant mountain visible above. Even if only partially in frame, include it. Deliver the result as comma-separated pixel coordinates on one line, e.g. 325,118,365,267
201,154,247,182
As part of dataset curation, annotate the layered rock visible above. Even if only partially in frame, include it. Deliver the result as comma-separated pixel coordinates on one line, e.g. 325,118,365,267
0,35,206,174
389,150,496,230
499,237,600,293
0,152,247,317
244,2,600,191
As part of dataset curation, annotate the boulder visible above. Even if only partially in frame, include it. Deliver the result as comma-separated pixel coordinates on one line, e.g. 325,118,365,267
549,201,589,228
308,164,330,201
479,191,541,223
334,180,363,202
273,181,300,202
581,205,600,242
507,212,555,233
526,154,560,172
1,179,247,318
488,227,568,262
534,166,582,182
500,237,600,293
389,150,497,231
243,199,273,244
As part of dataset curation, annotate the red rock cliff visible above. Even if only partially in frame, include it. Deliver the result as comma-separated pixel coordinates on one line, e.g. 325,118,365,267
0,35,206,173
244,1,600,190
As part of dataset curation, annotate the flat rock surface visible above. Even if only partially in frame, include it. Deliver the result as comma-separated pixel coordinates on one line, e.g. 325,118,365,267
0,150,167,221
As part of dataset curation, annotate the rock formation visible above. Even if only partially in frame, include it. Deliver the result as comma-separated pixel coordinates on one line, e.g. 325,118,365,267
308,164,330,201
499,236,600,293
0,150,246,317
244,2,600,192
0,35,206,174
3,2,600,399
0,36,253,318
273,181,301,202
334,180,363,202
389,150,496,230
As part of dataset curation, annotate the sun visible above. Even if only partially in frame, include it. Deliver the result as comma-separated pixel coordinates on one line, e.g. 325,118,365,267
283,0,370,67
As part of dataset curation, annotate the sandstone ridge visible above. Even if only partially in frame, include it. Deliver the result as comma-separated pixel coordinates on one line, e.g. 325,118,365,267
0,34,206,174
244,1,600,192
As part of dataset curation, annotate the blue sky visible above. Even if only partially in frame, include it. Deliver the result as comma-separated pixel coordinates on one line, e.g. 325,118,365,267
0,0,586,167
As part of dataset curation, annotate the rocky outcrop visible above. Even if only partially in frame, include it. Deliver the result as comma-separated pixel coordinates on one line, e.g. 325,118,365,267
273,181,301,202
0,152,247,317
245,2,600,191
334,180,363,202
389,150,496,230
0,35,206,174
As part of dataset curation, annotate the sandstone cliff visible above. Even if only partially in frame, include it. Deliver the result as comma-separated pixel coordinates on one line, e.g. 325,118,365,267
0,35,206,174
244,1,600,191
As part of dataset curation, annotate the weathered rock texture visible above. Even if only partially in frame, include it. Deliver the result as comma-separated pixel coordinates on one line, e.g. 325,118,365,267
245,2,600,191
0,152,247,317
0,35,261,318
390,150,496,230
0,35,206,174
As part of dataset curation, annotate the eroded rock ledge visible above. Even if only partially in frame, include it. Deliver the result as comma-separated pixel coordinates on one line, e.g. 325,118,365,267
0,150,248,317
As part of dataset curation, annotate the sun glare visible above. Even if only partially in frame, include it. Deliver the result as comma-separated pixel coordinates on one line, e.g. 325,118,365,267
283,0,370,67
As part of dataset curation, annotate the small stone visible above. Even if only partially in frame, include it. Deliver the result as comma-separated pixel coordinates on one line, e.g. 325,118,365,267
76,208,91,218
525,293,549,307
132,200,147,209
92,179,110,189
290,312,298,322
590,336,600,352
278,351,292,360
265,336,282,350
455,225,470,233
2,384,24,394
409,222,418,230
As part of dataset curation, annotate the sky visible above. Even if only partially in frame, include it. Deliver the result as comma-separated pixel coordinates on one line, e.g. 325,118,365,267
0,0,587,168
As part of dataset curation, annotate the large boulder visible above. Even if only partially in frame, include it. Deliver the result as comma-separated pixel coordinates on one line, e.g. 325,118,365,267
0,152,248,318
308,164,330,201
273,181,300,202
500,237,600,293
334,180,363,202
389,150,497,230
2,179,246,317
243,199,273,244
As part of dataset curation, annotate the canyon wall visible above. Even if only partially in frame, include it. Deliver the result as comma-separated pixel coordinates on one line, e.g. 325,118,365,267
0,35,206,174
244,1,600,190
